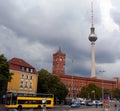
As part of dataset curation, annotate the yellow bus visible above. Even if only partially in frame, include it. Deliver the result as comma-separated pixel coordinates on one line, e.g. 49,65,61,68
5,92,54,110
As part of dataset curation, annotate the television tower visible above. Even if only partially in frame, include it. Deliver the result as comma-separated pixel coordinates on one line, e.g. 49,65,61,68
88,1,97,78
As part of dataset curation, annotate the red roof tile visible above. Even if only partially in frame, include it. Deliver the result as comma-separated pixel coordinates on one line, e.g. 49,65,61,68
9,58,33,68
8,57,37,74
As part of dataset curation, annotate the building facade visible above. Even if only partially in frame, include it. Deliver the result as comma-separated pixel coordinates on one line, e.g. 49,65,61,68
7,57,38,94
52,49,118,98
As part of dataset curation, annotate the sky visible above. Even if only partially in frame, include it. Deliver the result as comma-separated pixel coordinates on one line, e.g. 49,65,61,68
0,0,120,79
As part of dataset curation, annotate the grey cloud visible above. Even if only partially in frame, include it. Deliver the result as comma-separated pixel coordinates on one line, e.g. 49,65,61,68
0,0,120,78
110,0,120,27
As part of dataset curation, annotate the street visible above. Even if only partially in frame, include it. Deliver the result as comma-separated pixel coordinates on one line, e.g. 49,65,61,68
1,102,120,111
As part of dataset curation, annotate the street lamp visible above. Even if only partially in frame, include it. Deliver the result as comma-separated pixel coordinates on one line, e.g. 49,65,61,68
91,90,95,99
99,70,105,101
71,59,74,98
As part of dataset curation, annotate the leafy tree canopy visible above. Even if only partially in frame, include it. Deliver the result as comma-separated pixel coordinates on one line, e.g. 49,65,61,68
80,83,102,99
0,54,12,82
0,54,13,103
112,88,120,98
37,69,68,101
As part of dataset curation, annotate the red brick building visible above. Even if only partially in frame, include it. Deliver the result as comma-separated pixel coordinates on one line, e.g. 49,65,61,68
52,49,119,98
52,48,66,76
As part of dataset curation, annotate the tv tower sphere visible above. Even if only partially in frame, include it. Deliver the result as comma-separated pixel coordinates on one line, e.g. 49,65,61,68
89,1,97,43
89,27,97,42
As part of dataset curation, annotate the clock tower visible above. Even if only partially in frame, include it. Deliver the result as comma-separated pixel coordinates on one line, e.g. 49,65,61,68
52,48,66,76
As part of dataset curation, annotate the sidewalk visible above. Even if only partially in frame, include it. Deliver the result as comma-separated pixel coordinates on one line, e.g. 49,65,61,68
0,104,6,111
69,107,119,111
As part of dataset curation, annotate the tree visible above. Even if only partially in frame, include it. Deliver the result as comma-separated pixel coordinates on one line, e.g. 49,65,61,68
112,88,120,98
80,86,88,98
37,69,68,102
0,54,12,103
80,83,102,99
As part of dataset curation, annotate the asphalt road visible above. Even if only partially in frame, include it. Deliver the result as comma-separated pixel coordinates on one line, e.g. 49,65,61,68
1,103,120,111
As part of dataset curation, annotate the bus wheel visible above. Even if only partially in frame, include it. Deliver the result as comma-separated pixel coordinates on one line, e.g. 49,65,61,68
18,105,22,111
38,105,41,109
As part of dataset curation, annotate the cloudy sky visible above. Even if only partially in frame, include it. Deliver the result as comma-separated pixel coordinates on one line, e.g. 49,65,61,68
0,0,120,79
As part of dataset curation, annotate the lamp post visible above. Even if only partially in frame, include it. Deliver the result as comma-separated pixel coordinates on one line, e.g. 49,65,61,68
71,59,74,99
88,93,90,99
99,70,105,101
91,90,95,100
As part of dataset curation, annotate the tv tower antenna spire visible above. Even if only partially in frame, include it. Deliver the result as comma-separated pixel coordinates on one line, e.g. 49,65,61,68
91,1,94,27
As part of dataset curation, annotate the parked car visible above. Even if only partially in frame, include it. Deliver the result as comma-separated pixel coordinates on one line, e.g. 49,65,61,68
71,102,80,108
80,101,86,105
92,100,103,106
86,101,94,106
96,101,103,106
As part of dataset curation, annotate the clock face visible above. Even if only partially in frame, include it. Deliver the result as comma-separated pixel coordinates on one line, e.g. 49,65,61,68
59,58,62,61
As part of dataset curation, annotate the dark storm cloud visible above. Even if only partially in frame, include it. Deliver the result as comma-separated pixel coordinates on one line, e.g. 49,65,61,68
96,28,120,64
110,1,120,31
0,0,92,42
0,0,120,78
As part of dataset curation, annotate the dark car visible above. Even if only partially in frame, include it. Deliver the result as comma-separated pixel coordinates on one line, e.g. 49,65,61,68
71,102,80,108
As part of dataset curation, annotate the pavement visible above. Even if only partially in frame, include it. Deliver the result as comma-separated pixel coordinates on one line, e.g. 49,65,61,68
0,104,6,111
65,107,120,111
68,108,114,111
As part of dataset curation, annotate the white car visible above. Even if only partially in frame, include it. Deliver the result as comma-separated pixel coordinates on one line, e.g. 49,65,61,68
80,101,86,105
92,100,103,106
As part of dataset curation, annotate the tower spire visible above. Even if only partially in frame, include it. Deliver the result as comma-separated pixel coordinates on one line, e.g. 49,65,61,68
88,1,97,78
91,1,94,27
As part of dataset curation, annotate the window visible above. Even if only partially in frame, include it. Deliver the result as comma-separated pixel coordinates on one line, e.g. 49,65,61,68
29,82,32,89
26,75,28,79
21,74,24,79
30,69,33,73
26,68,29,72
25,81,28,88
30,76,32,80
20,81,23,88
22,67,24,71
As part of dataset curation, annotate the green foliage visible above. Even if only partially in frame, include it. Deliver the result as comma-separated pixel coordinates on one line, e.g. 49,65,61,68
112,88,120,98
0,54,13,103
0,54,11,81
37,69,68,101
80,83,103,99
80,87,88,98
80,83,120,99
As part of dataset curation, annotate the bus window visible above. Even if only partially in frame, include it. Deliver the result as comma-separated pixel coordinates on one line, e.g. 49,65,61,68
46,100,51,104
5,94,11,105
12,94,17,104
18,100,28,104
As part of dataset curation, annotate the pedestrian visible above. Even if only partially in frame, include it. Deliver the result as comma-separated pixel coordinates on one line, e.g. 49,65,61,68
96,103,98,108
114,103,117,109
43,104,46,111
